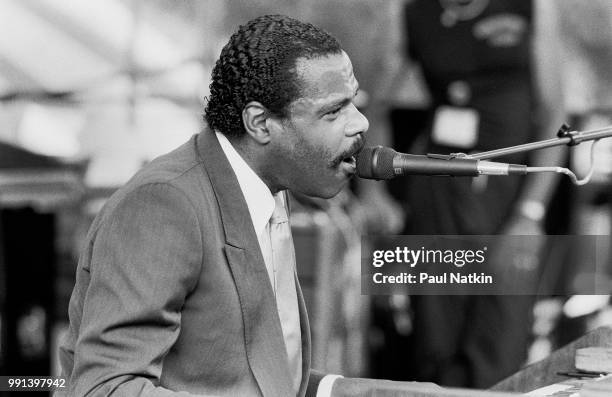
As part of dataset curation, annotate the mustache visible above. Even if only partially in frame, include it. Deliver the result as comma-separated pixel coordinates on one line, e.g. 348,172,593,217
330,137,365,167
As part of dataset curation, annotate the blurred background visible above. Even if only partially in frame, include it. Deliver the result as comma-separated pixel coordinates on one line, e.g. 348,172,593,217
0,0,611,395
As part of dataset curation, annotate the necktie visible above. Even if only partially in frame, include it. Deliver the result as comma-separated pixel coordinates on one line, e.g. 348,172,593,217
270,193,302,392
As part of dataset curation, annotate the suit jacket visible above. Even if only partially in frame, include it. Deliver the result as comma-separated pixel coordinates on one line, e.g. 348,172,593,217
59,129,324,396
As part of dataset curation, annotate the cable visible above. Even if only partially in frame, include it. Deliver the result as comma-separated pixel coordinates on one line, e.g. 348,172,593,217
525,139,600,186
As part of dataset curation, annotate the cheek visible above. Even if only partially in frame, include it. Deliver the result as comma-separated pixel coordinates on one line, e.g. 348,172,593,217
291,142,324,169
302,138,335,167
290,128,326,159
285,122,343,170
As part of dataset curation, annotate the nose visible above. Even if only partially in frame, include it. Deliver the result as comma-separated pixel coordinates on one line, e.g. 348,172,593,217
345,103,369,137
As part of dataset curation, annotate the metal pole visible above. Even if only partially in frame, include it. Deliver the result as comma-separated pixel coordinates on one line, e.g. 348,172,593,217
466,125,612,160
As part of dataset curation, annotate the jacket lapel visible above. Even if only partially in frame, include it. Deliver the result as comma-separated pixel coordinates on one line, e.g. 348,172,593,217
285,192,314,397
195,129,294,396
295,274,312,397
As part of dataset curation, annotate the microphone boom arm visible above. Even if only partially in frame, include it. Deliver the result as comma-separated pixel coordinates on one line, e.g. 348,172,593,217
460,124,612,161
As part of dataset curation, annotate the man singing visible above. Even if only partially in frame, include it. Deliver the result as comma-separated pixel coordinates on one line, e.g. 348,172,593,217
59,14,368,396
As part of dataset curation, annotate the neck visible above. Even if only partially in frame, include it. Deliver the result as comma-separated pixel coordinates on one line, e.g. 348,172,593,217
228,136,283,194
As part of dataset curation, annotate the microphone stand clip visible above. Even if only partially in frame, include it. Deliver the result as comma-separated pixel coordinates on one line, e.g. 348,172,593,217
556,123,579,146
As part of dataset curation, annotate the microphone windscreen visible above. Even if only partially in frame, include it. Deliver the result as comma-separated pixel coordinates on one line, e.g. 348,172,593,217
375,147,396,180
356,147,375,178
356,146,396,180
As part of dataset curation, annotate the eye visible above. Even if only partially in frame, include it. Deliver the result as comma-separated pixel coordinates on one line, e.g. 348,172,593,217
326,107,342,117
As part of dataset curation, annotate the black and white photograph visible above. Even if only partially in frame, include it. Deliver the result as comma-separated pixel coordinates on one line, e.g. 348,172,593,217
1,0,612,396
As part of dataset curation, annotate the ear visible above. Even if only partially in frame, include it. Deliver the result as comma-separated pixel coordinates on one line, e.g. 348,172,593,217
242,101,277,145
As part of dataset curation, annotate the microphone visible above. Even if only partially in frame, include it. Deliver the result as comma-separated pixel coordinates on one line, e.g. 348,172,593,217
356,146,528,180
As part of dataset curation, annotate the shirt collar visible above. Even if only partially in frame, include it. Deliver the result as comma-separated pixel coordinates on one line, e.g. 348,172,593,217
216,132,275,236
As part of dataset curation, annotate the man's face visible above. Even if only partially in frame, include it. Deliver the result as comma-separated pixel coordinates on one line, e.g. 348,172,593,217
267,51,368,198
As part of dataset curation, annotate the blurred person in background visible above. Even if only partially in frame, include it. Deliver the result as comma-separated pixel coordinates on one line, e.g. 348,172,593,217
550,0,612,348
367,0,566,388
59,15,368,396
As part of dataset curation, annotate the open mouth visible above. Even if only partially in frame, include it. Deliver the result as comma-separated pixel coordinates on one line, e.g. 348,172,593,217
336,140,364,171
341,155,356,167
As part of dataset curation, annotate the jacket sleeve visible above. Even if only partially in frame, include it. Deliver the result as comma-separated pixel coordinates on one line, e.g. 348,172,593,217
67,183,207,396
305,369,327,397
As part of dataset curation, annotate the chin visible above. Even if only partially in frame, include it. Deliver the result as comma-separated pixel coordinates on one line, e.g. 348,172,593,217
310,182,346,199
290,174,349,199
292,186,340,200
315,190,340,199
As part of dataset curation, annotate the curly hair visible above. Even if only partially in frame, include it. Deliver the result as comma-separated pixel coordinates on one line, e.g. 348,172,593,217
204,15,342,137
